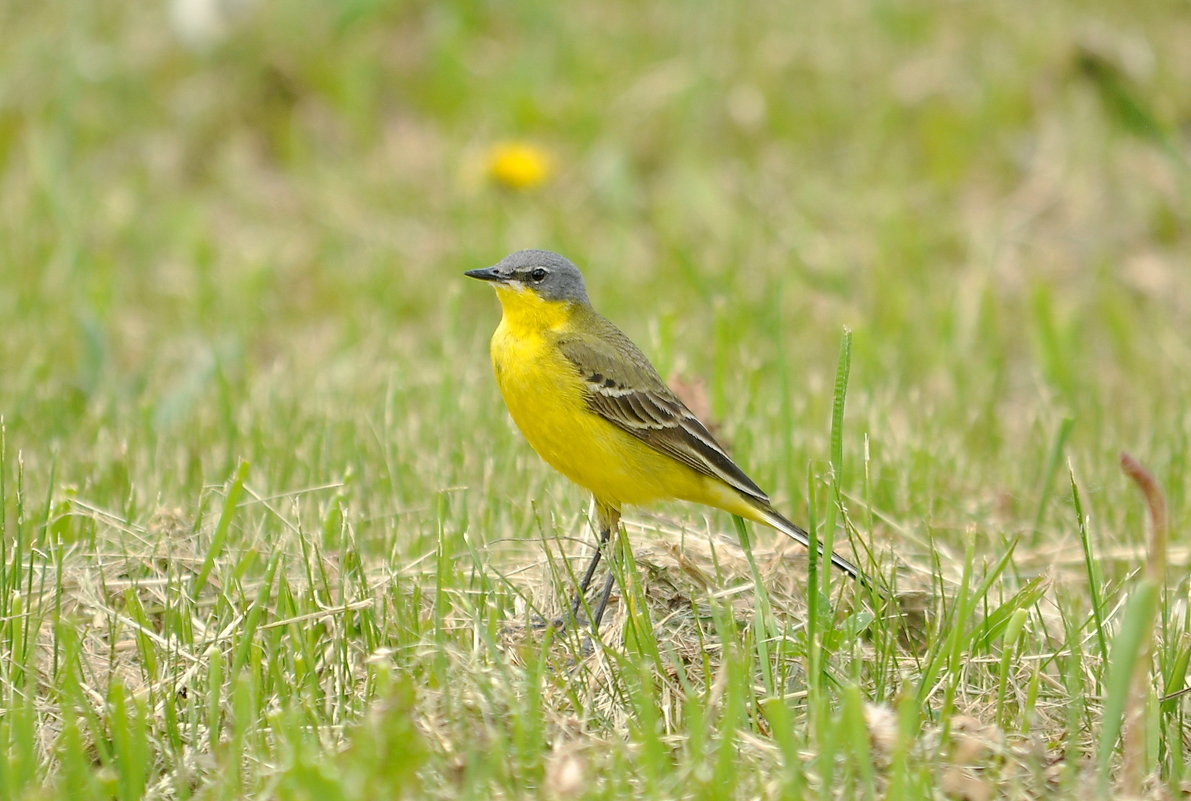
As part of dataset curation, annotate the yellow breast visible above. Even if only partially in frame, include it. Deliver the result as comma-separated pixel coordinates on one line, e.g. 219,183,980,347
489,287,604,491
487,285,727,510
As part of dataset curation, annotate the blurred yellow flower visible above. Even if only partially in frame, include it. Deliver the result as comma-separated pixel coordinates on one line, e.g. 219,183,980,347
485,141,553,190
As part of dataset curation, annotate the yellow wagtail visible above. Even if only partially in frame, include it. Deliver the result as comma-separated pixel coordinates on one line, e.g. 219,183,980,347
466,250,868,628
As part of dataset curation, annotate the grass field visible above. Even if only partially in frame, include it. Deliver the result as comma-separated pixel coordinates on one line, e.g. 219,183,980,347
3,1,1190,798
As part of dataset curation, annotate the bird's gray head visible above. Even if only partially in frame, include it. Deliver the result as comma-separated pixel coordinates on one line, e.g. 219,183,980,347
464,250,590,305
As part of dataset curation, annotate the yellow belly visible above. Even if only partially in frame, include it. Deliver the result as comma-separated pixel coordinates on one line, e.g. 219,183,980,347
491,322,734,511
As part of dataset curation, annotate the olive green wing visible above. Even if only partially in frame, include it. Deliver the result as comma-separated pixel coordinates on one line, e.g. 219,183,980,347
556,318,769,505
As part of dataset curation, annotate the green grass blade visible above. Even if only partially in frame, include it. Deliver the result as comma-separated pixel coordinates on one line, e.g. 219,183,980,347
1071,465,1110,669
192,460,250,600
1097,579,1159,791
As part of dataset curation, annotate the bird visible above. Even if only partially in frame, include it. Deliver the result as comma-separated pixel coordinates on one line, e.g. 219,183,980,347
466,249,869,629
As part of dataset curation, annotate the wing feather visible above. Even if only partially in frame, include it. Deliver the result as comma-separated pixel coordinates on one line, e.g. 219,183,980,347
557,319,768,505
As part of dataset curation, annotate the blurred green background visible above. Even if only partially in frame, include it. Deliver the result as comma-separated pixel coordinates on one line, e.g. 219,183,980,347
5,0,1189,535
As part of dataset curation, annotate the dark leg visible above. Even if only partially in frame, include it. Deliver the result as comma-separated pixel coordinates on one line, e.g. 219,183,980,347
569,535,607,619
567,501,620,625
590,571,617,630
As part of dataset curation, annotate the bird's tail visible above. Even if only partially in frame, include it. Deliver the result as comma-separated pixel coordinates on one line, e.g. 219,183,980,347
753,503,872,589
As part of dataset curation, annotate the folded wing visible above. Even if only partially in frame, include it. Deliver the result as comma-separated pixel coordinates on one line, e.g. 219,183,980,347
557,323,769,506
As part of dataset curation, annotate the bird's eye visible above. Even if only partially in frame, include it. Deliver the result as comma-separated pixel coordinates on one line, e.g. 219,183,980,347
529,268,548,282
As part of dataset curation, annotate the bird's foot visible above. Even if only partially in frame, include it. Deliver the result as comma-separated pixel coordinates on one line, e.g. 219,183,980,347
530,611,594,631
526,613,597,657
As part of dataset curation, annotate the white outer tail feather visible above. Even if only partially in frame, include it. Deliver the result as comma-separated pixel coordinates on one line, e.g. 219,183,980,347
757,506,867,585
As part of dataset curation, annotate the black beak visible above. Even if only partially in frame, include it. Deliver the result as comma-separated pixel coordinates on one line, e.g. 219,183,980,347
464,266,505,282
